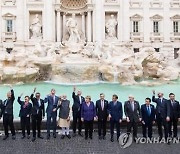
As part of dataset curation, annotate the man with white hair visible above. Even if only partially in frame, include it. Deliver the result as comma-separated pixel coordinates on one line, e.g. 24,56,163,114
152,90,170,142
124,95,141,141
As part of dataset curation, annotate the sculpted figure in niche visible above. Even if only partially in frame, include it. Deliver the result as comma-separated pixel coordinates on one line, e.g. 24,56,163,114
30,14,42,39
66,18,81,43
105,14,118,39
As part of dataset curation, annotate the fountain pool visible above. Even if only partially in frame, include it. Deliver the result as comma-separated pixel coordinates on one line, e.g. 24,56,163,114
0,81,179,119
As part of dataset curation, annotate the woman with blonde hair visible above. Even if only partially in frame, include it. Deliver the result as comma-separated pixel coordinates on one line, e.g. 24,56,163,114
81,96,96,140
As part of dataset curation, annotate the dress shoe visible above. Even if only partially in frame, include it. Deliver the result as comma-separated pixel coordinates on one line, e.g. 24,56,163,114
32,137,36,142
78,132,83,137
61,135,65,139
27,135,30,139
66,134,71,139
47,135,50,140
21,136,25,139
72,133,76,137
3,136,9,140
111,137,114,142
103,136,106,140
12,135,16,140
38,136,44,139
89,136,93,139
99,136,102,140
53,134,56,138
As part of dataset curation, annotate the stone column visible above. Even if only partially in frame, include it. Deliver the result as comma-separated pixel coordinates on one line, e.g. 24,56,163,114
0,4,2,43
122,0,130,42
94,0,103,46
56,10,61,42
81,12,85,38
163,0,170,43
16,0,25,42
143,0,150,43
44,0,54,41
62,12,67,41
87,10,92,42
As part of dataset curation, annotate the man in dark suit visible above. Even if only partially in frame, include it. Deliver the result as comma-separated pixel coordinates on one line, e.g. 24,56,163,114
167,93,180,138
72,86,85,137
18,94,32,139
0,99,3,118
0,85,16,140
30,88,45,142
96,93,109,140
141,98,155,138
124,95,141,141
152,90,170,141
108,94,123,142
44,89,59,139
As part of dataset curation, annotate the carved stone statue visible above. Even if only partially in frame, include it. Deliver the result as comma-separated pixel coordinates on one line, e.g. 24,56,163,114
30,14,42,39
105,14,118,39
66,18,81,43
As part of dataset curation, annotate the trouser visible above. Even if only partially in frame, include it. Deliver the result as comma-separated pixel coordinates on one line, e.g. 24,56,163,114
127,120,138,139
21,116,30,136
110,120,120,140
47,114,57,136
142,122,153,138
98,119,107,137
168,117,178,137
62,127,70,135
156,114,169,140
84,120,93,138
3,114,15,136
72,111,82,133
32,114,42,137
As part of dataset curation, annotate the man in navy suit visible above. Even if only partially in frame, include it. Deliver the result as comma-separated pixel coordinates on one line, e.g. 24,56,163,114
108,94,123,142
18,94,32,139
167,93,180,138
0,85,16,140
152,90,170,141
124,95,141,141
44,89,59,139
72,86,85,137
141,98,155,138
30,88,45,142
96,93,109,140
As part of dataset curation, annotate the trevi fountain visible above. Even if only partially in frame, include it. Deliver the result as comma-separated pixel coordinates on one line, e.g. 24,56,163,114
0,0,180,118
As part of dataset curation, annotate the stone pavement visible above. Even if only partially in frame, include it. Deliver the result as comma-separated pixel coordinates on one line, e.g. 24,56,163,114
0,131,179,154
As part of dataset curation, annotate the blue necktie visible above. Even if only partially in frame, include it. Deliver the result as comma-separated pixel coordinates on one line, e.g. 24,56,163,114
147,106,151,116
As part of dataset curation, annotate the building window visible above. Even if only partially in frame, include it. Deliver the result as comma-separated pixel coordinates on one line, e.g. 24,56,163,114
154,48,160,52
173,21,179,33
133,21,139,33
134,48,139,53
174,48,179,59
153,21,159,33
6,48,13,54
6,20,13,32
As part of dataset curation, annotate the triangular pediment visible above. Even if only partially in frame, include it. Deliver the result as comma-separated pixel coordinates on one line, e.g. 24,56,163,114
170,14,180,20
2,13,16,18
130,14,143,20
150,14,163,20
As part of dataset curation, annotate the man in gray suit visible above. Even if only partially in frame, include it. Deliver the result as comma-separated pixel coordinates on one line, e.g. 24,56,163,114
124,95,141,141
44,89,59,139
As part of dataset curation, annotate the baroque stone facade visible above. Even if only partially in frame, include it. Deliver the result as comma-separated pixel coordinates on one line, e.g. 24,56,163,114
0,0,179,85
0,0,179,52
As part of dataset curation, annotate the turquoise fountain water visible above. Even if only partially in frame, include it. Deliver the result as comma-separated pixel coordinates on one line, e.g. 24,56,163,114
0,81,179,119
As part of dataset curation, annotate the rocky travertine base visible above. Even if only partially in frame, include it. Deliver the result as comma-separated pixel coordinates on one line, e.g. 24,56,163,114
0,42,179,85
